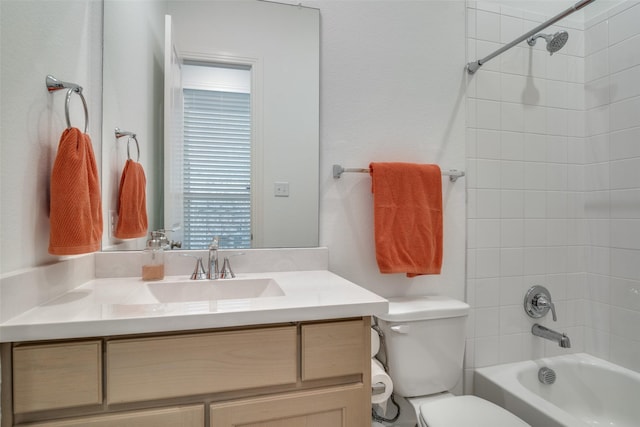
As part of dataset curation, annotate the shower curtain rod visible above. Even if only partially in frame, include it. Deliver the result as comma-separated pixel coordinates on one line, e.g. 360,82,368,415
466,0,596,74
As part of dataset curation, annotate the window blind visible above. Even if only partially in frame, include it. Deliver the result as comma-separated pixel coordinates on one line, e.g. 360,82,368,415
182,89,251,249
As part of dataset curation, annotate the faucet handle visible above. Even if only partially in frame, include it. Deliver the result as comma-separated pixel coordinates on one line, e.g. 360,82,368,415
181,254,207,280
220,257,235,279
191,257,207,280
535,294,557,321
524,285,558,321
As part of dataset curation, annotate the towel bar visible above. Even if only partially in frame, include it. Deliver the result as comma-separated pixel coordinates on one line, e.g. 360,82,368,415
46,75,88,134
332,164,465,182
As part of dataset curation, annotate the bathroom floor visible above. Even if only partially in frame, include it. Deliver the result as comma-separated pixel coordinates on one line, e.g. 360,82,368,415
373,395,418,427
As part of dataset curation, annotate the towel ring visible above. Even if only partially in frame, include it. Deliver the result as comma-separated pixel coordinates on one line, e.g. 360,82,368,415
46,75,89,133
114,128,140,162
127,135,140,162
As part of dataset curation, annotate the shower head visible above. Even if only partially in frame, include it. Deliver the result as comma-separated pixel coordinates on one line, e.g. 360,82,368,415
527,30,569,55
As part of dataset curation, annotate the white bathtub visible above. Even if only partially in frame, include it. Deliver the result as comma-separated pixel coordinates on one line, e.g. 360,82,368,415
474,353,640,427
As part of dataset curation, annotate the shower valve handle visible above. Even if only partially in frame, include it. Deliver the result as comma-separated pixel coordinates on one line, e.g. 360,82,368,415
534,295,557,321
524,285,558,321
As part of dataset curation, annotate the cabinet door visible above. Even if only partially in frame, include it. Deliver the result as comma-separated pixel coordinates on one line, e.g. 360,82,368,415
301,319,366,381
210,384,366,427
13,341,102,413
107,326,297,403
17,405,204,427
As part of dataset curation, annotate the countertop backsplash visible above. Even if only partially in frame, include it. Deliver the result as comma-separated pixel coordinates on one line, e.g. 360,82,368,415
95,247,329,278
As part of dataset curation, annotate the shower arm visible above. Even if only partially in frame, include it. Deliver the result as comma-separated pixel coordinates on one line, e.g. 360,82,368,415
466,0,595,74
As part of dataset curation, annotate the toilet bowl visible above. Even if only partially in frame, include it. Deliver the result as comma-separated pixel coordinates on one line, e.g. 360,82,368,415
375,296,530,427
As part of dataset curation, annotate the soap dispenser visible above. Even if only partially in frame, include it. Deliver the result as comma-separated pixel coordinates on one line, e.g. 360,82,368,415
142,231,165,281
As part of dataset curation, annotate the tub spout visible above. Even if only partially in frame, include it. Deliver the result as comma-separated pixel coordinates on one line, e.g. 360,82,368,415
532,324,571,348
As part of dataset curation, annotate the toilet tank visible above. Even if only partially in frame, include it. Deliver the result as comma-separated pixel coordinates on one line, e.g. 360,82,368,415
375,296,470,397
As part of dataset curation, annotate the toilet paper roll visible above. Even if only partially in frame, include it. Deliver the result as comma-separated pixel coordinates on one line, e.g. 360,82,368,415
371,359,393,406
371,328,380,357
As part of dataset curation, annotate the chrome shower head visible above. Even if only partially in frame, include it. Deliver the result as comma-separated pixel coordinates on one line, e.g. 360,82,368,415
527,30,569,55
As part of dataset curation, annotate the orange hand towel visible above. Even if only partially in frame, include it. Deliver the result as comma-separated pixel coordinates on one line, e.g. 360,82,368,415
49,128,103,255
370,162,443,276
114,159,148,239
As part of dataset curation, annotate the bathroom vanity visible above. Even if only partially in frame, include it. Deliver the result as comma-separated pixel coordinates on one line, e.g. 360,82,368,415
0,250,388,427
3,319,370,426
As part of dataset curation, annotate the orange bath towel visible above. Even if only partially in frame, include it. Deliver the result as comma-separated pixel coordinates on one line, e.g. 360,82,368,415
49,128,103,255
114,159,148,239
370,162,443,276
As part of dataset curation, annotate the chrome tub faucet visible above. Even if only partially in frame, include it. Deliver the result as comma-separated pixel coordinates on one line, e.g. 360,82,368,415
524,285,571,348
532,324,571,348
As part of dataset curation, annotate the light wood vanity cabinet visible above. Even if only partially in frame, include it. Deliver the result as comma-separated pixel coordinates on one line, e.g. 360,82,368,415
2,318,371,427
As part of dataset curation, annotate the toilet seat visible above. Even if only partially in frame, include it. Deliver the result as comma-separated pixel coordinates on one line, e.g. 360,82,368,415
419,395,530,427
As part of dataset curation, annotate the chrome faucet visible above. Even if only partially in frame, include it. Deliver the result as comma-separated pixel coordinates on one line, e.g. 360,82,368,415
525,285,571,348
532,324,571,348
207,236,220,279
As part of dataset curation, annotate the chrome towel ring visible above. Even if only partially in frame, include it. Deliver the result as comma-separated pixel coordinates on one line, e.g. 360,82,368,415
114,128,140,162
46,75,88,134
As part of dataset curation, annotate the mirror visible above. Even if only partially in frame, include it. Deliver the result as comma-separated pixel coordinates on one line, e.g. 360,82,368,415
102,0,319,251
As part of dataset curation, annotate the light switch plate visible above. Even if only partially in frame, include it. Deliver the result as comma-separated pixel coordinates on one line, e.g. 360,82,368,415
274,182,289,197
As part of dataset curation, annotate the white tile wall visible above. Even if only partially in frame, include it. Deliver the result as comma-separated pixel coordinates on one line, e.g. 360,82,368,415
585,0,640,373
466,0,640,388
467,1,587,382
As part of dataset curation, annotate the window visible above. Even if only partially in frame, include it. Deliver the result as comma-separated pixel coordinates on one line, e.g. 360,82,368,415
182,64,251,249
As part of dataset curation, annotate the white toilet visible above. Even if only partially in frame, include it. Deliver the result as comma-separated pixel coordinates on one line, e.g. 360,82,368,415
375,296,530,427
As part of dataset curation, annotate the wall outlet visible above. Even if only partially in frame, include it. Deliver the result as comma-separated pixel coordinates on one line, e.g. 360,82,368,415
274,182,289,197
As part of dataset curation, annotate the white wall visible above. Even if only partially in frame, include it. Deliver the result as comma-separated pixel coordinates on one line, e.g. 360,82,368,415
0,0,103,274
315,0,468,300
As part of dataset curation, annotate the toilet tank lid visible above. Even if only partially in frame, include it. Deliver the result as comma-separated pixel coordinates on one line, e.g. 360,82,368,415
376,296,470,322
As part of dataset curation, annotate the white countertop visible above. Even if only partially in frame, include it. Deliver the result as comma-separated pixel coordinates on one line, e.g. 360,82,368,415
0,270,388,342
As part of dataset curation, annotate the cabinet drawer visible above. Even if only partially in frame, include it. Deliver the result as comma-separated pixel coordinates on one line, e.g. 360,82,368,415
106,326,297,404
301,319,366,381
13,340,102,414
210,384,366,427
18,405,204,427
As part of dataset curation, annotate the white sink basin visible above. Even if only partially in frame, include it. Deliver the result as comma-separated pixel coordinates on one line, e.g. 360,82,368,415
146,278,284,303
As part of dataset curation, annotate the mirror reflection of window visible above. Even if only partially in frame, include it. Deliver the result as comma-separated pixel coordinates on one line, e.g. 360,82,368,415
182,63,252,249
